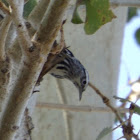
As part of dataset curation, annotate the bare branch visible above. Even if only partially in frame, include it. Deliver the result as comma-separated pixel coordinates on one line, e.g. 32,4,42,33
0,1,10,15
137,130,140,137
112,120,129,132
89,82,140,140
0,1,70,139
5,23,17,50
36,102,129,113
0,15,12,60
28,0,50,29
0,15,12,122
37,22,66,83
117,136,125,140
7,0,32,54
0,60,44,140
0,57,11,118
51,20,66,54
33,0,70,53
132,134,140,140
14,108,34,140
89,82,123,124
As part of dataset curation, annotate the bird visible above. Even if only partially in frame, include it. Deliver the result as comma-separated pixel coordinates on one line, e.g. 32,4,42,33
49,48,89,101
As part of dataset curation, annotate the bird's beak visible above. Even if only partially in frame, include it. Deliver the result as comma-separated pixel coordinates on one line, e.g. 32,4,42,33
79,88,83,101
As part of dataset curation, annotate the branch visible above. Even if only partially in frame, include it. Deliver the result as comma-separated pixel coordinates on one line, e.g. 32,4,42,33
127,104,139,140
0,15,12,60
0,58,45,140
37,22,66,83
0,1,10,15
28,0,50,29
0,15,12,126
33,0,70,53
50,20,66,54
5,23,17,50
0,56,11,120
89,82,140,140
0,1,70,140
7,0,32,54
14,108,34,140
88,82,123,124
36,102,129,113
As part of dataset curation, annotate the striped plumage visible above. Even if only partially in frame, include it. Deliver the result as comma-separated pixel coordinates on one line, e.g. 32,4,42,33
49,48,89,100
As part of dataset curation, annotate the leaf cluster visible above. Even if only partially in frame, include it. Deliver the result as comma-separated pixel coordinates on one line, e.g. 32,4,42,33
71,0,116,34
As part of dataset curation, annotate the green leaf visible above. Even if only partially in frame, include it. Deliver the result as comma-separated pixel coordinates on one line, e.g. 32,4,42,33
84,0,116,34
114,96,140,116
135,28,140,46
71,0,84,24
96,127,112,140
23,0,37,18
133,104,140,115
127,7,137,22
113,96,131,103
71,7,84,24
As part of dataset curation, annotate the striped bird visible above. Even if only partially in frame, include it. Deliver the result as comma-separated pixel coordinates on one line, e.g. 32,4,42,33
49,48,89,100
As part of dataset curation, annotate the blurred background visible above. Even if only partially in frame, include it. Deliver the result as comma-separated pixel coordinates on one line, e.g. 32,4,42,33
114,7,140,140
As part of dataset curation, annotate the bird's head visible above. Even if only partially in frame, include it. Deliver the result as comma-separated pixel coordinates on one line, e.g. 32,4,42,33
73,68,89,101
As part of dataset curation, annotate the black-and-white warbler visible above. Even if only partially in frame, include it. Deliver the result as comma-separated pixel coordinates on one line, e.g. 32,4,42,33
49,48,89,100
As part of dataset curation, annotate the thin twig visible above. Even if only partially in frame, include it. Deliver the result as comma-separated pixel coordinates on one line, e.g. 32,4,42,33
120,80,140,109
132,134,140,140
129,104,140,140
128,103,134,124
112,119,129,132
137,130,140,137
0,1,10,15
117,136,125,140
36,102,129,113
89,82,140,140
88,82,123,124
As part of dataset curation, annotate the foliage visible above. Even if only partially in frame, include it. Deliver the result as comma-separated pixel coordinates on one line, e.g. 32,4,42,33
113,96,131,103
71,1,84,24
114,96,140,115
71,0,116,34
127,7,137,22
96,127,112,140
135,27,140,46
127,7,140,48
23,0,37,18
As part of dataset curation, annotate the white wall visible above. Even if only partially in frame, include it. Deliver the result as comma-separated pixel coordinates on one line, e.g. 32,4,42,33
32,6,127,140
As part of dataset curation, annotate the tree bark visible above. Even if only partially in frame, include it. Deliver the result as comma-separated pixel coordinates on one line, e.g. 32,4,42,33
0,0,70,140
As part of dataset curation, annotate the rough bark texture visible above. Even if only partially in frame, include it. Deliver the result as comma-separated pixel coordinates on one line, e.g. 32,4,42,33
0,0,70,140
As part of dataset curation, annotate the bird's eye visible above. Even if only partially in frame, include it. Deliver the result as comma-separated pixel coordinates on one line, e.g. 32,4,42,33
82,80,86,85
